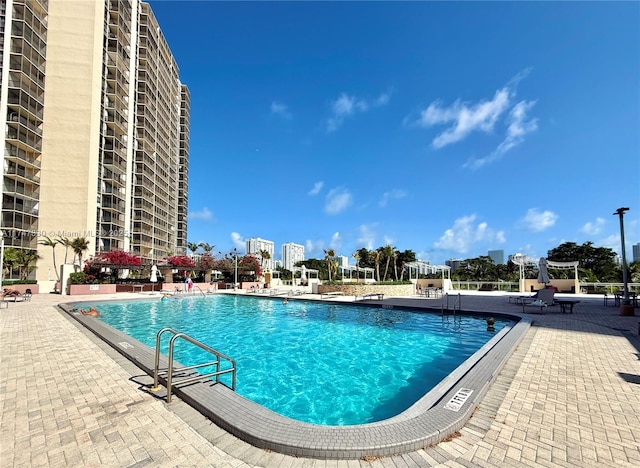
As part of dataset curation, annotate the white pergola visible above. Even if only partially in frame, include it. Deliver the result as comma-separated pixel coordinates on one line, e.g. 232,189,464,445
339,265,375,281
511,256,579,292
405,262,451,280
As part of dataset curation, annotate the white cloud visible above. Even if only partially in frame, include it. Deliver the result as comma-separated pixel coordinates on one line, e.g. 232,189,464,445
305,239,325,257
464,99,538,170
357,224,377,250
308,181,324,196
326,91,390,132
416,88,511,148
434,215,505,254
581,217,606,236
270,101,291,119
600,234,621,253
521,208,558,232
379,189,407,207
324,187,352,214
329,232,342,251
188,207,214,221
412,69,538,169
230,232,244,251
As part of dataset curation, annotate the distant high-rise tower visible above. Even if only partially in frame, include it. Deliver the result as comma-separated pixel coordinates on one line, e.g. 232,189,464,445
282,242,304,271
488,250,504,265
633,243,640,263
0,0,189,283
246,237,275,271
446,258,463,271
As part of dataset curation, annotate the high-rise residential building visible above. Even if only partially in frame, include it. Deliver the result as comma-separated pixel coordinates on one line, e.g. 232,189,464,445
446,258,463,271
281,242,304,271
1,0,189,283
488,249,504,265
633,243,640,263
245,237,274,271
336,255,349,268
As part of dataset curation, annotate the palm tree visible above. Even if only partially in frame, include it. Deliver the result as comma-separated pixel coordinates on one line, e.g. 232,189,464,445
16,249,40,280
198,242,215,253
373,249,382,282
57,237,72,264
323,248,335,282
352,251,360,283
393,250,399,281
187,242,200,256
2,247,20,280
38,236,60,281
70,237,90,271
258,249,271,271
381,244,395,282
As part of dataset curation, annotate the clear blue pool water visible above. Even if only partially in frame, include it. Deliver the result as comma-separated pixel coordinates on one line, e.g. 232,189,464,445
85,295,509,425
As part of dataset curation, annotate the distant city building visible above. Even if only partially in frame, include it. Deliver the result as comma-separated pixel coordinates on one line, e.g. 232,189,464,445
281,242,304,271
446,259,463,271
633,243,640,263
336,255,349,268
245,238,275,270
488,250,505,265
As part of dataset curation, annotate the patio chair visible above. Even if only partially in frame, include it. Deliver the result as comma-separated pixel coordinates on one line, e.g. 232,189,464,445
522,289,557,313
22,289,32,302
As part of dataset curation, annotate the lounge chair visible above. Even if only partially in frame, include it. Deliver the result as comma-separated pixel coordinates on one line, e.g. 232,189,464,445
357,293,384,301
2,289,24,302
522,289,556,313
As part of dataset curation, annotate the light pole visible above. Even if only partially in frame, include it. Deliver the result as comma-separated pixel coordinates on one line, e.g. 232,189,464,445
614,207,633,315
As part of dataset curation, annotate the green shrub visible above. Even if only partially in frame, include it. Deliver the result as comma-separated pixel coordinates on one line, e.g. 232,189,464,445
68,272,87,285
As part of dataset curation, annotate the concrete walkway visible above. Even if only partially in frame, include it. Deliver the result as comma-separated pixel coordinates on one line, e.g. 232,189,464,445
1,292,639,467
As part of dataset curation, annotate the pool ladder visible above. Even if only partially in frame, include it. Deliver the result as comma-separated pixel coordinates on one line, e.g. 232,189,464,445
441,293,461,316
150,327,237,403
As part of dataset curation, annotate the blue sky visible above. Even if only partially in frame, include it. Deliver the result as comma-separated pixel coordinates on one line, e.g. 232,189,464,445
149,0,639,265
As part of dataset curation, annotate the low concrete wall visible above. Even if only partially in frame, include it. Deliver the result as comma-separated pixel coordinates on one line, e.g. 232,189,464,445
524,278,578,293
317,283,414,297
68,284,117,295
2,284,39,294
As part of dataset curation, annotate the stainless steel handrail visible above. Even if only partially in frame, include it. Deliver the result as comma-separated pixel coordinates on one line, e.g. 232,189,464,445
151,327,236,403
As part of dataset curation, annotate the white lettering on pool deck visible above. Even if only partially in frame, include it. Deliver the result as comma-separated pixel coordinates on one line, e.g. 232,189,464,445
118,341,134,349
444,387,473,412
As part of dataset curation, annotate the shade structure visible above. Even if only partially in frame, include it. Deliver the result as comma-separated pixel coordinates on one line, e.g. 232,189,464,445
537,257,550,284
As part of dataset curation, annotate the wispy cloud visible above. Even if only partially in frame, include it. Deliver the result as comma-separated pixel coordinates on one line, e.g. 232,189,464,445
189,207,214,222
308,181,324,196
305,239,325,257
326,91,391,132
581,217,606,236
464,99,538,170
379,189,407,207
357,224,377,251
416,88,511,148
411,68,538,169
230,232,244,251
434,215,506,254
329,232,342,251
324,187,352,214
270,101,291,119
520,208,558,232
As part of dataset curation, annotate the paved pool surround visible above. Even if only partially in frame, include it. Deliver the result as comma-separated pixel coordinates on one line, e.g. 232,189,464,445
59,296,530,459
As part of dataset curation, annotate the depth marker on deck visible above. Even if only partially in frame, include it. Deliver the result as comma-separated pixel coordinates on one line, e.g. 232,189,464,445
444,387,473,412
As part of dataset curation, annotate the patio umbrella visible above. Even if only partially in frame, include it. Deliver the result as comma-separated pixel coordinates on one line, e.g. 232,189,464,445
537,257,550,285
150,264,158,290
301,265,307,282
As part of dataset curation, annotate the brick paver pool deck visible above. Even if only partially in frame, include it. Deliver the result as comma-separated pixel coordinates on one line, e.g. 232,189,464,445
1,291,639,467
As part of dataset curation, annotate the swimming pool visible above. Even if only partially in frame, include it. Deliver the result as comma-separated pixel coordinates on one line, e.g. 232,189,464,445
82,295,511,426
